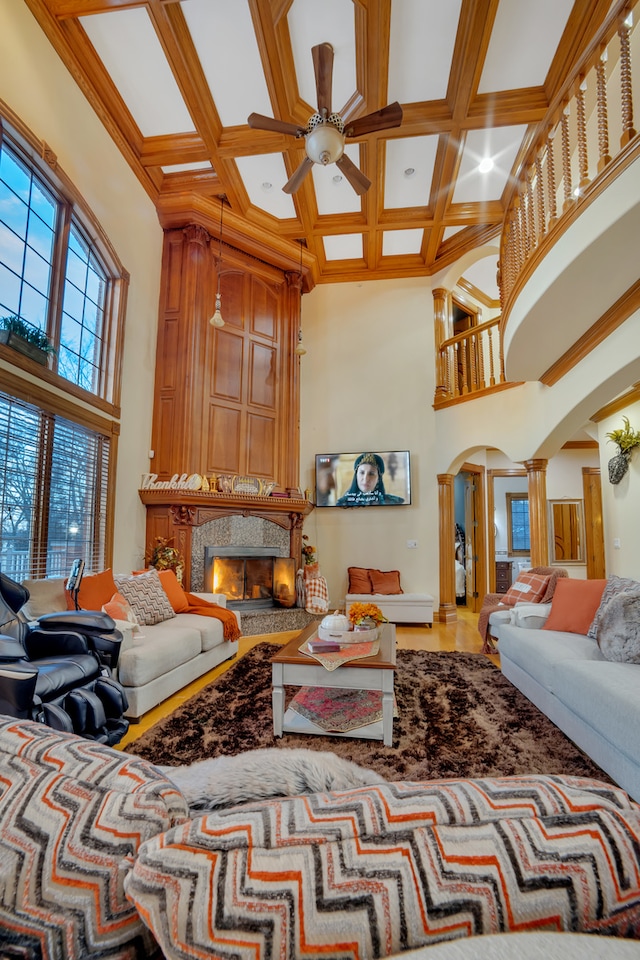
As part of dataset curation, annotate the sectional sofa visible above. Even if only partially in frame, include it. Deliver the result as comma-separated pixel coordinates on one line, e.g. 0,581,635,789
2,716,640,960
21,573,240,720
494,575,640,802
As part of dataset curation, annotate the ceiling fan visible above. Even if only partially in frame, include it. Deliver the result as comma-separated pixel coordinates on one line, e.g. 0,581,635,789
248,42,403,196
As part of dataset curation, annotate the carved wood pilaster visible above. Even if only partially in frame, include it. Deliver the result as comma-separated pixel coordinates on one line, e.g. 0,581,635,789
525,459,549,567
436,473,457,623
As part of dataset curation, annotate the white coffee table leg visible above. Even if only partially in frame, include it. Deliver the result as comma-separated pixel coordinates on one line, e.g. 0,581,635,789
272,664,284,737
382,674,394,746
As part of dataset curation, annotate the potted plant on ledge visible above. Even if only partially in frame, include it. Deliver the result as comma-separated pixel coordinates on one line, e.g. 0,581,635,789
0,316,56,365
605,416,640,484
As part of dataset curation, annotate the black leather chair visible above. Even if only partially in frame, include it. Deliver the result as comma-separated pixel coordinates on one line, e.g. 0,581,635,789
0,573,129,745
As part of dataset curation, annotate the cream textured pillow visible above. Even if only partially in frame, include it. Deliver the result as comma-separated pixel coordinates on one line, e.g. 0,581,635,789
21,578,67,620
113,570,176,626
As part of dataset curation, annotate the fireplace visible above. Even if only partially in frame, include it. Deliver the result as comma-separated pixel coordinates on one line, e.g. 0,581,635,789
204,546,296,611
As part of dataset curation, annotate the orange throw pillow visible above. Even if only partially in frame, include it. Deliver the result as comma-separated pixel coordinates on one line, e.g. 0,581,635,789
348,567,373,594
543,578,607,635
66,569,117,611
102,591,138,624
369,569,403,595
502,572,551,607
157,569,189,613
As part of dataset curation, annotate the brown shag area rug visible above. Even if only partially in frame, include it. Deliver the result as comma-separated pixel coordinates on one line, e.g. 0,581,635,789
128,644,612,784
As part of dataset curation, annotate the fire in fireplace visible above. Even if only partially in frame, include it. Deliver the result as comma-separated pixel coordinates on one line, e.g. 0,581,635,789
204,546,296,610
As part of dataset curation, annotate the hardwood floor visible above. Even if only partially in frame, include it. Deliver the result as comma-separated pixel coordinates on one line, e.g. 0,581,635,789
118,606,491,750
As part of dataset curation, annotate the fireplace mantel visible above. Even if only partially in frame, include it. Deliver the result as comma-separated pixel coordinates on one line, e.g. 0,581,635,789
139,489,314,590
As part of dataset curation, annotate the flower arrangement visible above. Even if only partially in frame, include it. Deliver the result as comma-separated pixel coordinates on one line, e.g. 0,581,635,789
347,602,388,627
301,534,317,565
145,536,185,583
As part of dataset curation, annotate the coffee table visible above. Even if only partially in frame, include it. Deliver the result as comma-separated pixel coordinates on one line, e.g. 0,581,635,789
271,622,397,746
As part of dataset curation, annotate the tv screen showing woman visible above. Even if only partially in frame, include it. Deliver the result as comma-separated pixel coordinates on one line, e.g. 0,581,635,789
315,451,411,507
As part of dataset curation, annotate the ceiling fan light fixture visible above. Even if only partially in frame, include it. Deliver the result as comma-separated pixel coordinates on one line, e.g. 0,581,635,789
305,122,344,165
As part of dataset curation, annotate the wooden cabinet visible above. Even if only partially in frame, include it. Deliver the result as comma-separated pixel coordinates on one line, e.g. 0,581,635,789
151,225,301,491
495,561,513,594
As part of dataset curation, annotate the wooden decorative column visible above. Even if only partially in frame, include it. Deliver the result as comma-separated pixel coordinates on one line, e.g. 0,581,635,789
525,459,549,567
432,287,449,401
437,473,457,622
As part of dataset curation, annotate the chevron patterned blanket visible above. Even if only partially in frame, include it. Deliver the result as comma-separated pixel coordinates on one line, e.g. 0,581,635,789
125,776,640,959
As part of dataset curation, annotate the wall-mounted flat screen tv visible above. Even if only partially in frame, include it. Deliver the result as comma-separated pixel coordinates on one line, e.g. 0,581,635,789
315,451,411,507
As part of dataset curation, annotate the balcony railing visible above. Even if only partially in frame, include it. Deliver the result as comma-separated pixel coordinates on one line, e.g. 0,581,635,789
436,317,505,402
499,0,639,317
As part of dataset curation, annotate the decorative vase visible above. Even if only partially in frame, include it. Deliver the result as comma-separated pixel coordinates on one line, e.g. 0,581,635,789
608,451,630,484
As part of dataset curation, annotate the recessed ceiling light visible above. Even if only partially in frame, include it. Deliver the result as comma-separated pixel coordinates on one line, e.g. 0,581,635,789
478,158,494,174
261,181,273,191
332,174,343,184
404,167,415,178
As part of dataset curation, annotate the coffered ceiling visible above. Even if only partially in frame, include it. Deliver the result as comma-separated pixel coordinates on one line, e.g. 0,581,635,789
25,0,612,297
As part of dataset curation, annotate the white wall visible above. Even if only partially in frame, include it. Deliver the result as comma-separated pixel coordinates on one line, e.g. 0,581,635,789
0,1,163,573
300,277,440,606
598,400,640,579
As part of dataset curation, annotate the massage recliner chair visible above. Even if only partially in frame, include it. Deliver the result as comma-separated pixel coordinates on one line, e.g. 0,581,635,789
0,573,129,745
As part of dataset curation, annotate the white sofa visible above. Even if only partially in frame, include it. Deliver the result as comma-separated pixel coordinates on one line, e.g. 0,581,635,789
21,578,240,720
495,606,640,802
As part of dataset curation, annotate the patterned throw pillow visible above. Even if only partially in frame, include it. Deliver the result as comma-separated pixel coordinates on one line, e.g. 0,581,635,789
587,575,640,640
0,716,189,960
501,572,550,607
113,569,176,625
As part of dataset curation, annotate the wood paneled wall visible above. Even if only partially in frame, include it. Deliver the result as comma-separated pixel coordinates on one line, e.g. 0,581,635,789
151,225,301,490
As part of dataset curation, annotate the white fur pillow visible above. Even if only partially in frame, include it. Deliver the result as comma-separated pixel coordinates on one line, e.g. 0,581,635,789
596,590,640,662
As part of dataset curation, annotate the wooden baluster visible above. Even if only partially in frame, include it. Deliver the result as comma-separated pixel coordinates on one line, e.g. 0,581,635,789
576,76,590,194
619,14,637,146
561,104,575,212
535,155,546,239
460,338,468,395
453,343,461,397
487,326,496,387
526,169,536,253
546,131,558,229
596,48,612,172
469,331,478,391
476,330,485,390
516,197,526,270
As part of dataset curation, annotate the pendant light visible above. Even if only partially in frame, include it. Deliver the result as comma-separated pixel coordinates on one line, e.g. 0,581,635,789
294,239,306,355
209,196,225,328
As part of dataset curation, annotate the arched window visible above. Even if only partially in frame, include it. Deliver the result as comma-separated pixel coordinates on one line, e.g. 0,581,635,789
0,111,126,579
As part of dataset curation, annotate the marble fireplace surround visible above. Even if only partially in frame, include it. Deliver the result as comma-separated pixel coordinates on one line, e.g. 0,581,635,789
138,490,313,594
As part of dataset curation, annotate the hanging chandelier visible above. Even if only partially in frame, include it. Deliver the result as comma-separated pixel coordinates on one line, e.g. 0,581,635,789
209,196,225,328
294,239,306,356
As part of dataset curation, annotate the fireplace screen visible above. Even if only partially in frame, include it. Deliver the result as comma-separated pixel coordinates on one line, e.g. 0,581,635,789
205,547,296,610
213,557,273,604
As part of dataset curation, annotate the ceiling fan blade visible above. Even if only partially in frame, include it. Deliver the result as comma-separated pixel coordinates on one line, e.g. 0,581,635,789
312,42,333,116
283,156,314,194
344,101,403,138
247,112,305,138
335,154,371,195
